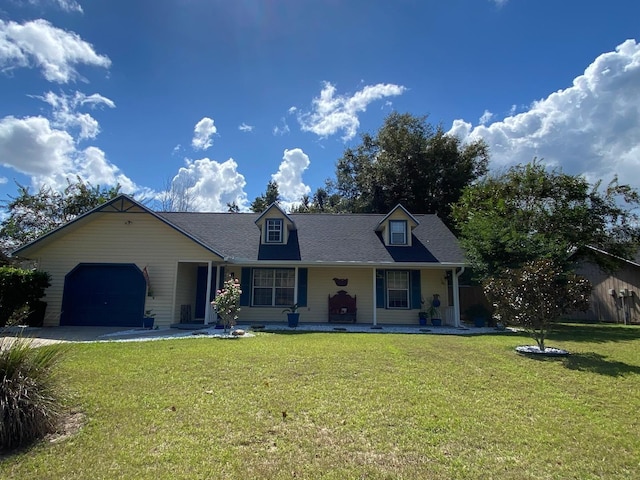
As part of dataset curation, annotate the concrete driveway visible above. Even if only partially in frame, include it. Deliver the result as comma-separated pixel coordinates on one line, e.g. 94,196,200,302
0,325,193,346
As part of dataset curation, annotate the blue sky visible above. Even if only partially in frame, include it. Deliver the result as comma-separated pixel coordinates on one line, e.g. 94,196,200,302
1,0,640,212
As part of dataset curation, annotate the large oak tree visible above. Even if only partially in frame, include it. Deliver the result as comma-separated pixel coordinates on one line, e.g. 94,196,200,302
452,161,640,279
333,112,489,226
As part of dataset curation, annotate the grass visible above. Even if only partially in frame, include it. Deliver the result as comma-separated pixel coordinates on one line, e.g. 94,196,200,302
1,323,639,479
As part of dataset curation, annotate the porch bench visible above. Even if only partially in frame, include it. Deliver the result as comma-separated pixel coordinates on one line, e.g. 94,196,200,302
328,290,357,323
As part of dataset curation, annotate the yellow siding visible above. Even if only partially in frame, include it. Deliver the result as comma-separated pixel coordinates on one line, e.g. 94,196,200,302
24,211,221,327
231,266,451,325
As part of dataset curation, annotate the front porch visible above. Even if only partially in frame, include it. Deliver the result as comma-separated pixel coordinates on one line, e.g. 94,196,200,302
171,262,465,329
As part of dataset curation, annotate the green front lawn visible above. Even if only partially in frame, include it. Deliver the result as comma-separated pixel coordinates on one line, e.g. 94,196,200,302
2,324,639,479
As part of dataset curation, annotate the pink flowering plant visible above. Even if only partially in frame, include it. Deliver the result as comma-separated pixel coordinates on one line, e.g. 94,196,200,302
211,276,242,333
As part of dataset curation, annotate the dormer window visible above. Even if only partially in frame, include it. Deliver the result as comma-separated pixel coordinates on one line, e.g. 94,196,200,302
266,219,283,243
389,220,407,245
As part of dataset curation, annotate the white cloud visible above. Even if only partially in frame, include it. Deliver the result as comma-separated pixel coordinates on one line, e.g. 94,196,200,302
238,122,254,133
24,0,83,13
297,81,406,141
0,114,138,193
168,157,248,211
491,0,509,6
479,109,493,125
191,117,217,150
35,90,115,140
273,118,290,136
0,19,110,83
0,177,7,184
0,115,75,176
448,39,640,188
271,148,311,208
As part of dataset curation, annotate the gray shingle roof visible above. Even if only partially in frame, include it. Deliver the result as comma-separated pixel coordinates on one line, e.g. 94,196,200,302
158,211,465,265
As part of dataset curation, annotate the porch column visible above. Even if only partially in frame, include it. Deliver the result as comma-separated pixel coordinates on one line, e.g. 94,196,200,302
372,268,377,326
452,268,462,328
204,261,214,325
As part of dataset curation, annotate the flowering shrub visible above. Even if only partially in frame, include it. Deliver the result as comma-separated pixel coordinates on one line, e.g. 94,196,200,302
211,276,242,332
484,259,591,351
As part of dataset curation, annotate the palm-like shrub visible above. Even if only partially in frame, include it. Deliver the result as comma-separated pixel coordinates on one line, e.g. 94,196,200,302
0,338,66,450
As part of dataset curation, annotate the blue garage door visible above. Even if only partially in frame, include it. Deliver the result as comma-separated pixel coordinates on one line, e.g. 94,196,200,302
61,264,146,327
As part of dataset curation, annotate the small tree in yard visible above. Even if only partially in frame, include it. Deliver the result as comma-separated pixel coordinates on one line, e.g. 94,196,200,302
211,277,242,333
484,259,591,352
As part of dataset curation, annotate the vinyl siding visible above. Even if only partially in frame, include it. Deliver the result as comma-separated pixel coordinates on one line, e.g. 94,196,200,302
22,211,221,327
230,266,452,325
573,261,640,324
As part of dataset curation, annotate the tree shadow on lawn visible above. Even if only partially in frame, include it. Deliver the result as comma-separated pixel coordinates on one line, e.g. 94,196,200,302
524,351,640,377
548,323,640,344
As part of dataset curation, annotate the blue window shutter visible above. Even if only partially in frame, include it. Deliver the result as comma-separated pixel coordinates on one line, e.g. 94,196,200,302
410,270,422,309
376,269,386,308
239,267,251,306
297,268,308,307
218,266,225,287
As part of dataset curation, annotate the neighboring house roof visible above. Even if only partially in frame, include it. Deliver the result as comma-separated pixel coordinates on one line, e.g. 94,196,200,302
158,211,465,265
580,245,640,268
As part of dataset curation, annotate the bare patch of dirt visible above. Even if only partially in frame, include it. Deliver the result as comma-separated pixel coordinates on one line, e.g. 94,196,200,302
46,411,86,444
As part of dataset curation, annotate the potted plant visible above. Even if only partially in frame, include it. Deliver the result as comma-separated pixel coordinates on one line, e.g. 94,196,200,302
428,294,442,326
465,303,490,328
143,309,155,329
418,297,428,326
282,304,300,328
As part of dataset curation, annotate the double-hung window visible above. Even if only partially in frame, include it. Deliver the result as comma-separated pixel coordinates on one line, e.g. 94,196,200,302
266,219,283,243
387,270,409,308
389,220,407,245
252,268,295,306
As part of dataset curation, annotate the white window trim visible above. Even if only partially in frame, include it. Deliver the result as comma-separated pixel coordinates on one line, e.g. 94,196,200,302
265,219,284,243
386,270,410,309
251,268,295,307
389,220,407,245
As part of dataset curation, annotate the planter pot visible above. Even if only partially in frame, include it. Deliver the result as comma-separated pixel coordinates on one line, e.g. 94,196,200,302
287,313,300,328
431,318,442,327
473,317,486,328
143,317,155,329
419,313,428,326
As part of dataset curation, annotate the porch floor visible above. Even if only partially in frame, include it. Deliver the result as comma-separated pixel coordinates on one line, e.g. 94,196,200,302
171,321,502,335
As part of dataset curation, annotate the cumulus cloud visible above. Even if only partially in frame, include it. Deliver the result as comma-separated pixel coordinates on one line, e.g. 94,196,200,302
167,158,248,211
238,122,254,133
35,90,115,140
0,115,75,176
297,81,406,141
448,39,640,188
271,148,311,208
0,114,138,193
0,19,111,83
191,117,217,150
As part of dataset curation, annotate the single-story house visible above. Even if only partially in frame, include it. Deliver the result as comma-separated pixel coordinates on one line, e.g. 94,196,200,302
570,246,640,324
12,194,468,328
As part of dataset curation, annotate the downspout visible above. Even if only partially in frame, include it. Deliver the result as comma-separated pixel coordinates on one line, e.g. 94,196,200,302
204,261,213,325
372,268,377,326
452,266,465,328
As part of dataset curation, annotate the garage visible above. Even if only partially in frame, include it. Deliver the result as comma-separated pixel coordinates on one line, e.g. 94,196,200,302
60,263,146,327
